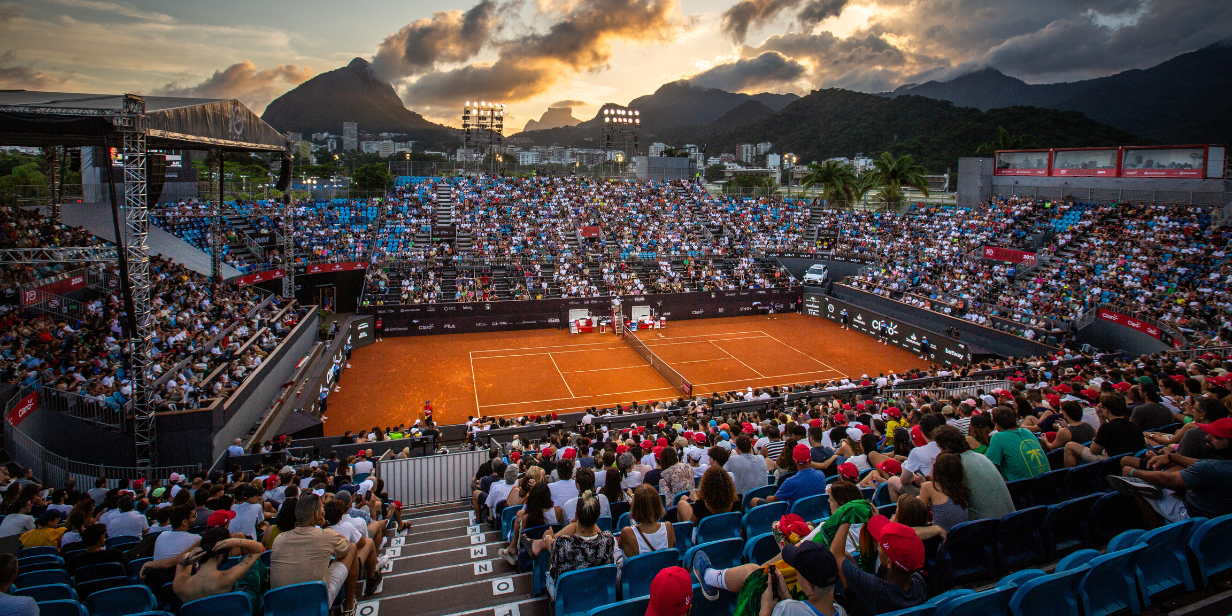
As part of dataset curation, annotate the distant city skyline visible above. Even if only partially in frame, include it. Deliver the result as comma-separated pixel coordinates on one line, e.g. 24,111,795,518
0,0,1227,128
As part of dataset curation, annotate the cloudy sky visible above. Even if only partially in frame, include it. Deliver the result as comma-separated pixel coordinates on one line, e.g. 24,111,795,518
1,0,1227,127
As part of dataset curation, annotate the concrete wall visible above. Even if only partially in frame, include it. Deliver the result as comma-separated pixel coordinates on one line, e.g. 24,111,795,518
211,310,320,460
1078,318,1172,356
17,403,137,466
831,285,1058,357
775,257,865,281
957,157,994,208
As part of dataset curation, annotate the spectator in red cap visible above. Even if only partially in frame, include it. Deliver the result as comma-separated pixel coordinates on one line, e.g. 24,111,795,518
750,444,826,509
645,567,692,616
1109,416,1232,524
829,514,926,615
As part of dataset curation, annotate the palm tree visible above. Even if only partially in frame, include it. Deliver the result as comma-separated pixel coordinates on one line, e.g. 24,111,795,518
849,169,877,207
800,160,855,204
871,152,929,206
975,126,1036,155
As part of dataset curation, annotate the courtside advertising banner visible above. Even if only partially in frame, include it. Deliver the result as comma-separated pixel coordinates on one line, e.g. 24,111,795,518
6,390,38,427
803,294,971,366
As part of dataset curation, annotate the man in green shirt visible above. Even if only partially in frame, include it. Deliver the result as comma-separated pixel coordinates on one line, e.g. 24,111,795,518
984,407,1050,481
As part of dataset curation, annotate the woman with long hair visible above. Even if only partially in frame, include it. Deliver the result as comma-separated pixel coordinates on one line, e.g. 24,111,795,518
499,481,563,565
892,428,914,459
774,438,800,483
599,469,627,505
506,465,542,508
677,466,737,524
264,496,298,549
965,415,993,454
541,490,615,600
657,447,693,498
917,453,970,531
618,485,676,557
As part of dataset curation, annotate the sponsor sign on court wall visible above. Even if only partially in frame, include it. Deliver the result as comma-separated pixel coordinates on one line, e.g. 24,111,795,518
803,294,971,366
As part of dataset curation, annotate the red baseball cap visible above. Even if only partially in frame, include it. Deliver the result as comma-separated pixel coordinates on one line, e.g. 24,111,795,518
657,437,669,447
1046,394,1062,407
809,418,822,428
652,446,664,460
884,408,902,419
792,443,811,463
207,510,236,528
616,445,629,454
509,451,521,461
837,462,859,480
743,424,755,434
833,413,847,425
265,475,278,490
1199,418,1232,439
562,448,576,460
646,567,692,616
1113,382,1132,392
856,424,871,435
910,425,926,447
866,515,925,571
1054,384,1073,394
694,432,707,444
877,459,902,476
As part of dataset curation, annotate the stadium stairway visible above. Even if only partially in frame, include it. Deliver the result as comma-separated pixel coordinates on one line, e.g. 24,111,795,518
358,499,547,616
59,201,241,279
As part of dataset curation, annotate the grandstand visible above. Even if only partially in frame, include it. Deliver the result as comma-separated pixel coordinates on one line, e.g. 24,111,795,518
1,97,1231,616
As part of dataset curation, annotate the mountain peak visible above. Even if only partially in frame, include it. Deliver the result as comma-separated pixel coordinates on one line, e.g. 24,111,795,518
347,57,371,71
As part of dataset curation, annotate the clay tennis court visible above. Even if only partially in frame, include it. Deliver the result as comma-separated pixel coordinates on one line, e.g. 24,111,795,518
323,313,931,432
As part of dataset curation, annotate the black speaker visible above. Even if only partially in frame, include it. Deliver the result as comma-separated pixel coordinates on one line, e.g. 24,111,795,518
275,153,292,191
146,153,167,204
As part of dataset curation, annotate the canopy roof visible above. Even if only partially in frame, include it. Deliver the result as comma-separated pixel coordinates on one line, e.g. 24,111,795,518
0,91,289,152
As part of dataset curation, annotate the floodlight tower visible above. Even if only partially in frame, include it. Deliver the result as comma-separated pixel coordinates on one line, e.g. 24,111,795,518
462,101,505,174
601,107,641,173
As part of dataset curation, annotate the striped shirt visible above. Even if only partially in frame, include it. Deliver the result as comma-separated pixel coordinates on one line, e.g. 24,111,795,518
762,439,786,461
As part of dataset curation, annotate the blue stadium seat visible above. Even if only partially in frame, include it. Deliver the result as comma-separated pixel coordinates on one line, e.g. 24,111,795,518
588,597,649,616
1188,513,1232,588
127,557,152,581
181,591,254,616
17,554,64,569
264,581,329,616
555,565,617,616
1028,469,1068,507
1008,566,1088,616
596,516,613,533
937,519,999,589
1042,494,1100,560
1005,479,1032,511
18,546,59,558
89,585,157,616
788,494,828,522
741,502,787,539
35,600,87,616
610,502,631,524
877,606,935,616
105,536,141,550
996,506,1049,573
935,585,1017,616
1074,545,1146,616
1063,462,1104,499
520,524,563,572
690,583,738,616
697,512,742,544
878,503,898,519
743,485,777,510
873,482,893,507
621,550,678,599
683,539,743,583
14,583,76,602
996,569,1046,589
673,522,695,563
501,504,523,541
1107,529,1146,552
1131,520,1198,606
74,563,128,584
73,576,130,601
617,512,633,533
742,533,779,565
1089,492,1145,544
15,568,71,588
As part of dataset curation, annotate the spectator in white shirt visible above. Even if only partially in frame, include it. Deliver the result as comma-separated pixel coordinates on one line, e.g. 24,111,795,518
106,495,149,538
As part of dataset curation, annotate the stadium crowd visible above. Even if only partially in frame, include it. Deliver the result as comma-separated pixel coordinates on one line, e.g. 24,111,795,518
463,348,1232,616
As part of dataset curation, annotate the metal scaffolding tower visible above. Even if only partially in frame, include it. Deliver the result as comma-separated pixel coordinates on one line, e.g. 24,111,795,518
210,150,223,281
116,94,157,468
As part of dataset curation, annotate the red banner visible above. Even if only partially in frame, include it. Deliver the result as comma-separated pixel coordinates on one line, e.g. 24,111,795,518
7,391,37,427
1098,309,1163,339
1052,168,1116,177
981,246,1037,266
305,261,368,274
21,272,86,306
578,226,601,238
235,269,285,287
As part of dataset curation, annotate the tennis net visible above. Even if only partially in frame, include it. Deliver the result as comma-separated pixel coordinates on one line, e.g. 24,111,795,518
620,329,693,396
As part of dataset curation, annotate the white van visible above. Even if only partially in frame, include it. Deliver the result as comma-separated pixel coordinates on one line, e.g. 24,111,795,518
802,264,829,285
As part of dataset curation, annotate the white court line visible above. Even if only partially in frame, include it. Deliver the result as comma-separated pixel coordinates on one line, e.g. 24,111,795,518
633,329,773,340
471,339,629,354
640,335,769,348
470,352,481,415
471,346,628,360
561,365,649,373
709,340,765,378
756,330,848,377
676,357,731,365
693,369,843,388
547,352,576,398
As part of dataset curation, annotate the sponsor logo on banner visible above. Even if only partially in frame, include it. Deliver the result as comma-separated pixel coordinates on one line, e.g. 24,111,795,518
235,269,285,287
981,246,1037,266
7,390,38,427
304,261,369,274
1098,308,1165,341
